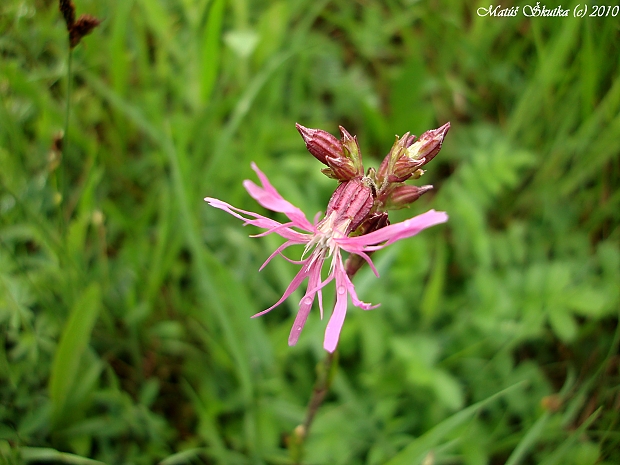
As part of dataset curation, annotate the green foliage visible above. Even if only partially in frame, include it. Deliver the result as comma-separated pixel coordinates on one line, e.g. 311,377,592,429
1,0,619,464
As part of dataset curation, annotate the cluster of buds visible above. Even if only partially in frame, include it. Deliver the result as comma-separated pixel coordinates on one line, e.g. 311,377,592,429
296,122,449,277
297,122,449,222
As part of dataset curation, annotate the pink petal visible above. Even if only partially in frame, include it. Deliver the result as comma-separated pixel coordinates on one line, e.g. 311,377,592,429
338,210,448,252
343,268,379,311
288,259,323,346
252,262,310,318
205,197,307,241
259,240,305,271
323,251,350,352
323,258,349,352
244,163,314,231
323,253,379,352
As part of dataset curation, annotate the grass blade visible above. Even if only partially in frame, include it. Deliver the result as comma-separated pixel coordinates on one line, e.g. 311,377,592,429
385,382,526,465
49,283,101,425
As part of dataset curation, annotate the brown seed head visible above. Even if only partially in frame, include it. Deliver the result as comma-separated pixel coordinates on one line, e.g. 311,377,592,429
59,0,76,30
70,15,102,48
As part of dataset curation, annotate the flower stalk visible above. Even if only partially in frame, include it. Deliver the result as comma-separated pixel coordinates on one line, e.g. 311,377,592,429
56,1,101,199
289,350,338,465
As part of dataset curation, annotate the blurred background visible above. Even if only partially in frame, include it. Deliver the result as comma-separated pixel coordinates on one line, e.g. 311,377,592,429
1,0,619,463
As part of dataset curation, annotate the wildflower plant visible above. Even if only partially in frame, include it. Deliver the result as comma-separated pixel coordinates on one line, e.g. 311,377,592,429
205,123,450,352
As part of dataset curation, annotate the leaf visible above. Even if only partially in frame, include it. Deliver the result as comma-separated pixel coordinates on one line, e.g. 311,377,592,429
385,382,525,465
199,0,225,103
564,286,610,318
158,448,205,465
49,284,101,425
21,447,106,464
504,412,551,465
548,307,577,343
420,237,447,324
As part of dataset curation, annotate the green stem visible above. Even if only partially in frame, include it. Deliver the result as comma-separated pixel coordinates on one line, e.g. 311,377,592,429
290,350,338,465
58,49,73,198
302,349,337,433
64,50,73,143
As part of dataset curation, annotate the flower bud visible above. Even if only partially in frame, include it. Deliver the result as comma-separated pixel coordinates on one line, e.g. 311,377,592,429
355,211,389,236
388,156,426,183
327,178,374,234
338,126,364,178
321,156,359,181
377,133,407,181
297,123,364,181
386,184,433,209
405,122,450,166
296,123,344,165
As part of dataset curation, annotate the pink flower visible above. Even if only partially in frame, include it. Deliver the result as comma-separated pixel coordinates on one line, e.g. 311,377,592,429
205,163,448,352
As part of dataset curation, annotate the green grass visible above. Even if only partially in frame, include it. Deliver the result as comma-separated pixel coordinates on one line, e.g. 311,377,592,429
1,0,619,463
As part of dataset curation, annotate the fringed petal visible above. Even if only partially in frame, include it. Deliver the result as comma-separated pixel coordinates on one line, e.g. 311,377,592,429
339,210,448,251
288,259,323,346
244,162,315,231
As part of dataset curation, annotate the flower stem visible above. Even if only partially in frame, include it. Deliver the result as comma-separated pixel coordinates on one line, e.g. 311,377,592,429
64,50,72,146
57,49,73,199
289,258,364,464
289,349,338,465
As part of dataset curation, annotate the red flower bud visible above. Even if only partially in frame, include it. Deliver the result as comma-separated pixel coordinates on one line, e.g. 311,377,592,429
405,122,450,165
386,184,433,209
388,157,426,183
326,178,374,234
297,123,365,181
338,126,364,178
322,156,359,181
377,132,416,183
296,123,343,165
356,211,390,236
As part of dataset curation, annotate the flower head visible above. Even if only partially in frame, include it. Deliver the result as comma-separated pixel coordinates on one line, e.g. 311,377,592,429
205,163,447,352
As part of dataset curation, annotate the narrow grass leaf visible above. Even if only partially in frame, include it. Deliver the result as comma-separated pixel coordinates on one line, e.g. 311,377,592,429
538,408,602,465
420,237,447,325
49,283,101,424
199,0,225,104
159,448,205,465
205,50,294,178
21,447,106,465
505,412,551,465
385,382,525,465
